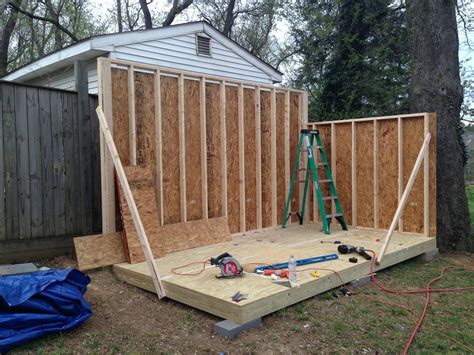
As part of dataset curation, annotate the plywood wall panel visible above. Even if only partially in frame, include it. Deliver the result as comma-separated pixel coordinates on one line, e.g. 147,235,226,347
261,91,272,227
134,72,156,166
184,80,203,221
289,93,300,222
244,89,257,231
205,83,222,218
161,76,181,224
335,123,352,224
355,121,374,228
402,116,424,233
378,119,398,229
111,68,130,164
118,166,166,263
105,61,307,237
226,86,240,233
276,93,286,224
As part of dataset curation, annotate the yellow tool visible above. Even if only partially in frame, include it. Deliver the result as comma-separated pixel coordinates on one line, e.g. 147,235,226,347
311,271,320,278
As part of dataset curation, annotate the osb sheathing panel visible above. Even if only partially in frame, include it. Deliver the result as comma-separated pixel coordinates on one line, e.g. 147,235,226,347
205,83,222,218
226,86,240,233
402,116,424,233
244,89,257,231
111,68,130,165
135,72,156,166
161,76,181,224
378,119,398,229
318,125,332,217
311,114,436,235
161,217,231,254
74,232,126,270
118,166,166,264
109,68,305,236
118,169,231,263
276,93,286,224
335,123,352,224
261,91,272,227
184,80,202,221
289,93,300,222
356,121,374,228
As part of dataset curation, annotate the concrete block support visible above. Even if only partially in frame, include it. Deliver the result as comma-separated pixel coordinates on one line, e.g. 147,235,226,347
349,275,372,288
214,318,262,338
416,248,439,262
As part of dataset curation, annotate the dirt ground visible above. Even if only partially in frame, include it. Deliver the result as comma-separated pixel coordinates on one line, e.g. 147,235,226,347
9,253,474,354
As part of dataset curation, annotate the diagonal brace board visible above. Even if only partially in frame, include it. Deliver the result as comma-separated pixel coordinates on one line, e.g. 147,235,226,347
377,132,431,265
96,106,165,298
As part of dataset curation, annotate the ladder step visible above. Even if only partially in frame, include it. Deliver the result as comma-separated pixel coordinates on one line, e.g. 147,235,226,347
322,196,338,201
325,213,343,219
317,162,328,166
319,179,332,183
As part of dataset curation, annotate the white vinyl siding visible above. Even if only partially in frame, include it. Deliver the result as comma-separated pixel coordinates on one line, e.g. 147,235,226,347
113,34,273,84
27,58,99,94
22,30,276,93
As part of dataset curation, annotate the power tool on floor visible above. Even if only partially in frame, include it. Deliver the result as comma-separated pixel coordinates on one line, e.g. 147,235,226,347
210,252,244,279
337,244,372,260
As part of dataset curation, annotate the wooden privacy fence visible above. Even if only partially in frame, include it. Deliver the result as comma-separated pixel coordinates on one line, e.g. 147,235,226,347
98,58,308,235
0,81,101,245
307,113,436,237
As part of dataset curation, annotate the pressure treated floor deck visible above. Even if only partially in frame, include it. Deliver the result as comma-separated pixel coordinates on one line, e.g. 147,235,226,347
113,224,436,323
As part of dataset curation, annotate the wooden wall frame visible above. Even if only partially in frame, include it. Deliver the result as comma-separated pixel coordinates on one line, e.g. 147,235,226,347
307,113,436,237
97,58,307,235
98,57,434,240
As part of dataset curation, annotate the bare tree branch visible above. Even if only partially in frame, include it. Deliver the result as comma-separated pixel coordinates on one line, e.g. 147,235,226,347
456,0,472,49
8,0,79,41
162,0,193,27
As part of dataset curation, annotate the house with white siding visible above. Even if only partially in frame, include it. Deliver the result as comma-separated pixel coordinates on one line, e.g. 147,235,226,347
2,21,282,93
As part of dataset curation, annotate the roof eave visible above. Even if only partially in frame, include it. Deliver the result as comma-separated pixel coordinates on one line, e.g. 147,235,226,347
2,40,108,82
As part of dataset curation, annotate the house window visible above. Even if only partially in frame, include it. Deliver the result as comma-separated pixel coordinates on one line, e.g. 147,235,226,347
196,34,211,57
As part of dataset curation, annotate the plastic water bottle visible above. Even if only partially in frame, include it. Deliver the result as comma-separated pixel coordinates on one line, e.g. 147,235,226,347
288,255,297,285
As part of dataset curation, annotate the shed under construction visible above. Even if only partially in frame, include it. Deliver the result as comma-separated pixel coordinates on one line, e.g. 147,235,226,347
74,57,437,325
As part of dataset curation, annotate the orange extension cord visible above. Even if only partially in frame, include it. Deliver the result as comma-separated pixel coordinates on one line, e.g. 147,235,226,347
366,249,474,354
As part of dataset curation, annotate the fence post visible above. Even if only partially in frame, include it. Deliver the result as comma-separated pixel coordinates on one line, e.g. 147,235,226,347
75,60,92,235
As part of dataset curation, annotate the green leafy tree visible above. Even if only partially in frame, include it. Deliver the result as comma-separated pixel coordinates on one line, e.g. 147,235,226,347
290,0,410,121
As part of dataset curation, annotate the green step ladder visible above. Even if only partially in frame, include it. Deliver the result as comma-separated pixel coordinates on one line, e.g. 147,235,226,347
283,129,348,234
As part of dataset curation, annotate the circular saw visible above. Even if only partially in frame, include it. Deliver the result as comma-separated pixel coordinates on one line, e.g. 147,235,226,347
210,252,244,279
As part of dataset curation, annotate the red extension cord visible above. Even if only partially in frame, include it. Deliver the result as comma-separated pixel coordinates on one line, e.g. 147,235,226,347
366,250,474,354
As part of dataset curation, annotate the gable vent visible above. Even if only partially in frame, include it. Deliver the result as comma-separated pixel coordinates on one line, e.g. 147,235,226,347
196,34,211,56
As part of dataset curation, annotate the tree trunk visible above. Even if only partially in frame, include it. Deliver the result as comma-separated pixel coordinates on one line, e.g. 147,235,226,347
223,0,236,36
116,0,123,32
0,1,22,76
407,0,472,251
139,0,153,29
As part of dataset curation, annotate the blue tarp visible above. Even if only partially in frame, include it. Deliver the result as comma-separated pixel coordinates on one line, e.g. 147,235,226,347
0,269,92,352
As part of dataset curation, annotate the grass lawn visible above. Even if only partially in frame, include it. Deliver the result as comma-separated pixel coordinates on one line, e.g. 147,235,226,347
467,185,474,229
10,254,474,354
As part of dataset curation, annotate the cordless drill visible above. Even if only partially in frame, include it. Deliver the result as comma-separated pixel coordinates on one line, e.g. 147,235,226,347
337,244,372,260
